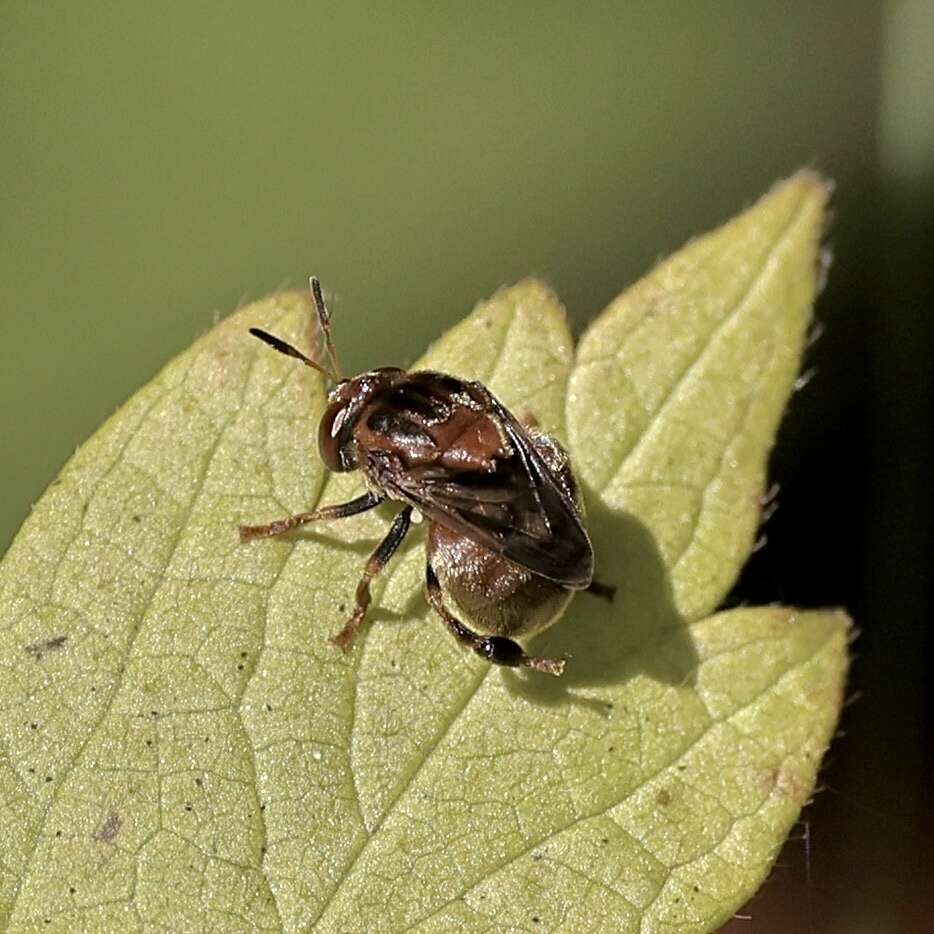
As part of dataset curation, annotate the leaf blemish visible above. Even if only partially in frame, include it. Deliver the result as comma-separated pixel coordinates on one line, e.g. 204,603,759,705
764,765,807,803
24,634,68,661
94,813,122,844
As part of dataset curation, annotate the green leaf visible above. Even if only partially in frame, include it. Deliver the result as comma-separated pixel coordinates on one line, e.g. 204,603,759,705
0,179,847,933
569,171,830,621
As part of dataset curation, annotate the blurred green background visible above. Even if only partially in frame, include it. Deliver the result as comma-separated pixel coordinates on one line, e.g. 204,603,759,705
2,3,931,932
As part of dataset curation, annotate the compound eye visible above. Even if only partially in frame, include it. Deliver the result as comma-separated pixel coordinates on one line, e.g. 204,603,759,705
318,400,352,472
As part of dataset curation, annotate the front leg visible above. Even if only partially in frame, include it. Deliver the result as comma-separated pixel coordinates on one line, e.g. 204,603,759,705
239,491,383,542
425,564,565,677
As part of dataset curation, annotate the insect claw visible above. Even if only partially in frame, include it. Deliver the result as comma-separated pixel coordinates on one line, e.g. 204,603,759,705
238,519,292,541
330,633,354,653
522,655,566,677
331,612,363,652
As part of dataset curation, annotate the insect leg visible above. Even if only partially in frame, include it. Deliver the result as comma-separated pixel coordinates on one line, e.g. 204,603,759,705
239,491,383,542
585,579,616,602
424,565,565,677
331,506,413,651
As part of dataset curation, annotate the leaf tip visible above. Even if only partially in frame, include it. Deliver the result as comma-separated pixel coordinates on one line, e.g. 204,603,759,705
488,277,568,327
811,605,854,639
785,167,834,199
768,168,835,234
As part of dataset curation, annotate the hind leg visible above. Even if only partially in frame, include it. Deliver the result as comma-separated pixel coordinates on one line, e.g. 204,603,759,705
425,564,565,676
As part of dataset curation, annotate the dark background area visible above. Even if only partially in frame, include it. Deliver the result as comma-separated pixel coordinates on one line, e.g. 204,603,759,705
2,3,930,931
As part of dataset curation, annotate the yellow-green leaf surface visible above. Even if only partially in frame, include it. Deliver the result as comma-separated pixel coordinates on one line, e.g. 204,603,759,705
569,172,829,621
0,178,848,933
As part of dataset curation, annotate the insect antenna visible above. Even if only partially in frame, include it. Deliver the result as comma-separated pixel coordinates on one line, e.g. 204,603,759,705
310,276,344,380
248,328,336,381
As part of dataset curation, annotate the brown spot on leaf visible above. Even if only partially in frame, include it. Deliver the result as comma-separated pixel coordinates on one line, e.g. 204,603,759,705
94,812,122,843
656,788,672,806
774,766,807,803
759,765,808,804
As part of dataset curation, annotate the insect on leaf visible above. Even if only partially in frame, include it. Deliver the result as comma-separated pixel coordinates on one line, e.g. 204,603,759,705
0,175,848,933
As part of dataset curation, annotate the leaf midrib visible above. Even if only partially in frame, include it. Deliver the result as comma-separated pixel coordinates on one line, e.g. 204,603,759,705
597,186,812,498
308,307,533,928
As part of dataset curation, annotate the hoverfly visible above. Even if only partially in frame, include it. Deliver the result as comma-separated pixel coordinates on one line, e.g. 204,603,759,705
239,278,595,676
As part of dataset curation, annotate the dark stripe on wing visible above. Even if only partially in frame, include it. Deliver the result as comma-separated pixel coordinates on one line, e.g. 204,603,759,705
377,393,593,587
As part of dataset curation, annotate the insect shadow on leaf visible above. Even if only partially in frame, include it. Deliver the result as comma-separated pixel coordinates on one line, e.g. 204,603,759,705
503,491,700,709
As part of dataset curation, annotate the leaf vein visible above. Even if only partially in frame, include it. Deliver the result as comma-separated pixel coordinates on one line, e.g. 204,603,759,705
5,316,279,926
599,189,810,496
405,624,837,930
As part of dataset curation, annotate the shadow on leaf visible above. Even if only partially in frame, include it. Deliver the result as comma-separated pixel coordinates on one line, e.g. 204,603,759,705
506,487,700,705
